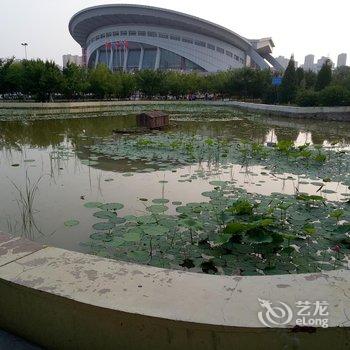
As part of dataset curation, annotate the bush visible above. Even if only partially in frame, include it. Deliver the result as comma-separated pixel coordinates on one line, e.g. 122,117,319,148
296,89,319,107
318,86,350,106
262,85,278,104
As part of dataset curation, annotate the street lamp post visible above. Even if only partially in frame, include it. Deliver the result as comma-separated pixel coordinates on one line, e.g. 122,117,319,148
21,43,28,60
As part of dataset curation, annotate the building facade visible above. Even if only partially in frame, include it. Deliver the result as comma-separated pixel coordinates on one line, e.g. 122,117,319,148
69,4,283,72
337,53,347,67
62,54,83,68
275,56,290,70
303,54,315,71
316,56,334,71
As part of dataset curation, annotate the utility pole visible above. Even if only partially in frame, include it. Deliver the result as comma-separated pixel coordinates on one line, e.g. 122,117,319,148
21,42,28,60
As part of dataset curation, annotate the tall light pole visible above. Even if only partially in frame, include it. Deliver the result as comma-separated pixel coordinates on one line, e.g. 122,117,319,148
21,43,28,60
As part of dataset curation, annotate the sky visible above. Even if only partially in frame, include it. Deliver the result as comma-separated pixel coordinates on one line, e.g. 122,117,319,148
0,0,348,67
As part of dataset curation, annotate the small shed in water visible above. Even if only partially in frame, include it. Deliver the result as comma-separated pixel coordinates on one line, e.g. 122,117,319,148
136,111,169,129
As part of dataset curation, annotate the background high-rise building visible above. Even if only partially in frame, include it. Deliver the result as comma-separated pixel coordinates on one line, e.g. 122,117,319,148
275,56,290,70
316,56,334,71
337,53,347,67
62,54,83,68
274,56,298,70
303,54,315,71
301,54,337,72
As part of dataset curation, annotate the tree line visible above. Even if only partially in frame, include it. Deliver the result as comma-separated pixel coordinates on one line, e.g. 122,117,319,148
276,56,350,107
0,57,349,106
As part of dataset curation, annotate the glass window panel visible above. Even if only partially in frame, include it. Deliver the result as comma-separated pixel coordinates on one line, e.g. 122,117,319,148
98,50,108,65
127,49,141,69
142,49,157,69
88,51,97,68
159,49,181,69
159,48,205,72
182,38,193,44
194,40,206,47
113,49,125,69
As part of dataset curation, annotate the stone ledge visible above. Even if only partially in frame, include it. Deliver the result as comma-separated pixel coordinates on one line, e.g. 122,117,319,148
0,232,46,267
0,233,349,349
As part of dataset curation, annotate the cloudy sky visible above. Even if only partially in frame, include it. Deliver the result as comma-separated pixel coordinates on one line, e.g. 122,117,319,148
0,0,348,66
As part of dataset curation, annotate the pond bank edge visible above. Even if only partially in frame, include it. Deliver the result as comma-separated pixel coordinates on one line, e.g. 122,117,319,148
0,100,350,121
0,232,349,350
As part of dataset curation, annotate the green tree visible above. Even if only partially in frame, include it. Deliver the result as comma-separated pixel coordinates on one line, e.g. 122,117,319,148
115,72,136,98
318,86,350,106
135,69,165,98
3,61,25,96
203,71,229,97
88,64,115,99
296,89,319,106
303,70,317,90
331,66,350,90
165,71,186,97
279,56,298,103
62,63,89,99
296,67,305,87
0,57,15,96
22,59,63,101
315,59,332,91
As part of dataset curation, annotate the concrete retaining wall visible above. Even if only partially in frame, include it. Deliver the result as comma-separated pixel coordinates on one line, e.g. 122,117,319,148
0,232,349,349
210,101,350,121
0,100,350,121
0,101,172,119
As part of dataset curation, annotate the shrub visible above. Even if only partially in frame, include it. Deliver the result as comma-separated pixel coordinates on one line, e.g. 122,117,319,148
296,89,319,107
318,86,350,106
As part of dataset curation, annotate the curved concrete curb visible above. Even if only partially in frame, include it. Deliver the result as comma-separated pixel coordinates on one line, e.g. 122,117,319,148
0,232,349,349
211,101,350,121
1,100,350,121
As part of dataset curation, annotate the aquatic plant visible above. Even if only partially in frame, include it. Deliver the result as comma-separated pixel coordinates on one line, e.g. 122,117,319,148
9,171,44,239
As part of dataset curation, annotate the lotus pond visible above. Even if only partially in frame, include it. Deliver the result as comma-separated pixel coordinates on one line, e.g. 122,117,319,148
1,104,350,276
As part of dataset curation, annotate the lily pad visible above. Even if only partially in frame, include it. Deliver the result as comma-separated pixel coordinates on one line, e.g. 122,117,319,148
100,203,124,211
147,205,168,214
152,198,169,204
64,219,79,227
92,222,115,231
90,232,112,242
123,228,142,242
93,211,117,220
127,250,150,262
84,202,103,209
141,224,169,236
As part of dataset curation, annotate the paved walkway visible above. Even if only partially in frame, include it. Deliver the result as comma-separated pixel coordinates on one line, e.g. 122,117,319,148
0,330,41,350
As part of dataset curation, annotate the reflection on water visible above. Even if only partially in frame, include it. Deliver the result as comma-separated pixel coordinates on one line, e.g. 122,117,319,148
0,112,349,252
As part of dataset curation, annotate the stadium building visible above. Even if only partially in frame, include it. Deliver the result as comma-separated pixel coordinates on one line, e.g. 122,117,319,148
69,4,283,72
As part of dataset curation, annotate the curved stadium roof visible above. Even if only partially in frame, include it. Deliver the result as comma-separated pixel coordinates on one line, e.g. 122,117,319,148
69,4,280,70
